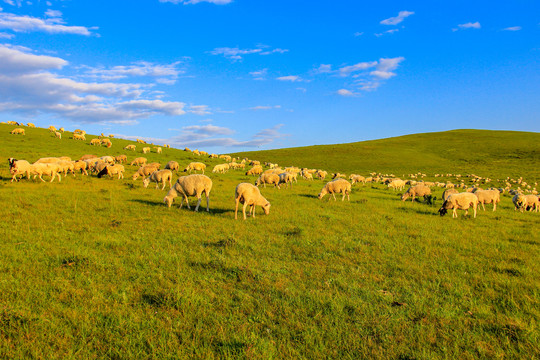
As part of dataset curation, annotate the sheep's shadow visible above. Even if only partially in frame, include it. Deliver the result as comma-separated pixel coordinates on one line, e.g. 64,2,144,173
298,194,318,199
130,199,163,207
398,206,437,216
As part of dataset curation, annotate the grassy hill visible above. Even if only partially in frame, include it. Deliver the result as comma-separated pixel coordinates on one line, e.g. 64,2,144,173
231,129,540,180
0,124,538,359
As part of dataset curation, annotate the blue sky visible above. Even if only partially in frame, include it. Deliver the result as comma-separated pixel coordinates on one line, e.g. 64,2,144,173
0,0,538,153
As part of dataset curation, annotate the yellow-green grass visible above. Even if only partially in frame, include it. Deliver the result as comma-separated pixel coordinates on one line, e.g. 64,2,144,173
231,129,540,181
0,124,538,359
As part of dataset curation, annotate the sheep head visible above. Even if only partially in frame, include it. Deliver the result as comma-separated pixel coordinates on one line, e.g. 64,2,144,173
263,202,271,215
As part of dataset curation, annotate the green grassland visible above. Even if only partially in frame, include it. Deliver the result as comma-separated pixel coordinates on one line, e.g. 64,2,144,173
231,129,540,180
0,124,538,359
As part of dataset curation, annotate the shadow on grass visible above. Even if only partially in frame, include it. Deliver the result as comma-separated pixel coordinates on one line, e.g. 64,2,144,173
298,194,318,199
130,199,163,207
398,206,437,216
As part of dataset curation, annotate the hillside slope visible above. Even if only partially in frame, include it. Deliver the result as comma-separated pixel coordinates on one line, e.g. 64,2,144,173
231,129,539,179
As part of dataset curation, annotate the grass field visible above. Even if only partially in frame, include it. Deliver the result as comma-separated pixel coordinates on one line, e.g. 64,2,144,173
0,124,539,359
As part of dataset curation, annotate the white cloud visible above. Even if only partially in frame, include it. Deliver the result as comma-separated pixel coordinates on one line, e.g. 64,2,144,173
81,61,185,83
249,68,267,80
337,89,355,97
0,44,191,123
314,64,332,74
380,11,414,25
188,104,211,115
502,26,521,31
249,105,281,111
182,124,234,136
276,75,301,82
0,10,96,35
338,61,377,77
159,0,232,4
209,45,288,61
44,9,62,18
354,32,364,37
375,29,399,37
456,22,481,30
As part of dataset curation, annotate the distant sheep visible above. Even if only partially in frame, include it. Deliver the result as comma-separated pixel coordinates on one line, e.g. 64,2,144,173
246,165,263,176
9,159,32,182
278,172,295,188
90,138,101,146
124,144,136,151
255,173,280,188
143,170,173,190
132,164,160,180
212,163,230,174
153,146,162,154
27,123,36,128
130,157,147,167
401,184,432,202
442,188,460,201
98,164,125,179
164,174,212,212
164,161,179,172
350,175,366,185
142,147,151,154
73,133,86,141
318,179,351,201
115,155,128,163
234,183,271,220
388,179,406,191
439,192,479,218
184,162,206,174
474,189,501,211
10,128,25,135
54,131,61,139
29,163,62,182
332,173,346,179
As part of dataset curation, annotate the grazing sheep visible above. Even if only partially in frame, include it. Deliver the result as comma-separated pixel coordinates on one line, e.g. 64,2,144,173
137,139,145,144
142,147,151,154
34,157,62,164
10,128,25,135
246,165,263,176
300,170,313,180
164,161,179,172
350,175,366,185
27,123,36,128
59,127,65,133
97,164,125,179
278,172,295,188
143,170,173,190
184,162,206,174
442,188,460,201
124,144,136,151
316,170,328,181
115,155,128,163
164,174,212,212
388,179,406,191
318,179,352,201
401,184,432,202
474,189,501,211
90,138,101,146
73,129,85,135
72,160,89,176
212,163,230,174
234,183,271,220
48,125,57,132
55,160,75,176
8,159,32,182
514,194,539,212
132,164,160,181
153,146,162,154
255,173,280,188
54,131,61,139
130,157,147,167
29,163,62,182
73,133,86,141
99,156,115,164
101,138,112,147
438,193,479,218
332,173,346,179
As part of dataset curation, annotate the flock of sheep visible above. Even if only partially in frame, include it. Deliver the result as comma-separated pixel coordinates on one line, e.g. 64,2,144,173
5,122,540,220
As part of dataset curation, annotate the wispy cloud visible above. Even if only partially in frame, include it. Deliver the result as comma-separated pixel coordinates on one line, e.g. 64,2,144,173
188,104,211,115
337,89,355,97
249,68,267,80
380,11,414,25
453,22,481,31
209,45,288,61
502,26,521,31
276,75,301,82
0,10,97,36
375,29,399,37
249,105,281,111
81,61,186,83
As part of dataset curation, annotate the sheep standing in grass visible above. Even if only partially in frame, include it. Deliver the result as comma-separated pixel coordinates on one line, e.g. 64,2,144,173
10,128,25,135
130,157,147,167
27,123,36,128
332,172,346,179
350,175,366,185
246,165,263,176
442,188,460,201
142,147,151,154
316,170,328,181
115,155,127,163
165,161,179,172
29,163,62,182
278,172,295,188
514,194,539,212
124,144,136,151
184,162,206,174
164,174,212,212
234,183,271,220
318,179,351,201
72,160,88,176
143,170,173,190
401,184,432,202
438,193,479,218
132,164,160,181
98,164,125,179
90,138,101,146
9,159,32,182
54,131,61,139
388,179,406,191
255,173,280,188
212,163,230,174
73,133,86,141
474,189,501,211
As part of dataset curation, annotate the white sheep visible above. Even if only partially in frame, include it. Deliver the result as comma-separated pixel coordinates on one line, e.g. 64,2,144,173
442,188,460,201
54,131,61,139
10,128,25,135
514,194,539,212
165,161,179,171
318,179,351,201
234,183,271,220
474,189,501,211
90,138,101,146
255,173,280,188
212,163,230,174
278,172,295,188
132,164,160,180
29,163,62,182
98,164,125,179
8,158,32,182
130,157,147,167
143,170,173,190
246,165,263,176
388,179,406,191
72,160,88,176
142,147,151,154
124,144,136,151
184,162,206,174
73,133,86,141
401,184,432,202
350,175,366,185
164,174,212,212
438,192,479,218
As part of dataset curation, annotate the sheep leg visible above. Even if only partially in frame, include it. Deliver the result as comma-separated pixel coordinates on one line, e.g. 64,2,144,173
481,202,486,211
452,208,457,218
473,205,477,218
205,194,210,212
235,199,240,219
251,205,256,218
242,202,248,220
493,203,496,211
183,194,191,210
332,193,337,201
194,196,202,212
